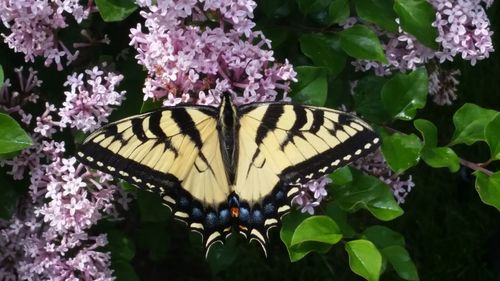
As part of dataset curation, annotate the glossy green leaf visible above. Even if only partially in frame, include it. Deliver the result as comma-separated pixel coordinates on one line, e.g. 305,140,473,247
414,119,460,172
291,215,342,246
382,246,420,281
363,225,405,249
0,113,32,154
381,133,423,173
451,103,498,145
353,76,391,123
474,171,500,212
393,0,438,49
330,166,353,185
421,147,460,172
113,260,140,281
290,66,328,106
353,0,398,32
0,65,4,88
414,119,438,148
325,202,356,237
281,211,331,261
338,25,387,63
485,113,500,160
107,229,135,261
381,68,428,121
95,0,137,22
346,240,382,281
299,34,346,77
333,170,404,221
328,0,350,24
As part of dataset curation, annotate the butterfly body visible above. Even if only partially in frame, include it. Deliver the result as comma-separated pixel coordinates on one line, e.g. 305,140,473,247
77,93,380,255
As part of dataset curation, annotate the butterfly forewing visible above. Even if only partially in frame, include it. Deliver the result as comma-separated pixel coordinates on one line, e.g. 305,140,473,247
77,106,231,247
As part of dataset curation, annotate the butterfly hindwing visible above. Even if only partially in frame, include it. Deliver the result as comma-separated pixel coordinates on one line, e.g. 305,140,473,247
76,106,232,249
235,103,380,248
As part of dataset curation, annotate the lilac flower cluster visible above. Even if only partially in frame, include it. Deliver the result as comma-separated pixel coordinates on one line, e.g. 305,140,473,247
432,0,494,65
0,0,92,70
59,66,126,133
352,18,436,76
0,67,128,280
292,176,331,215
130,0,297,106
352,0,494,75
354,150,415,204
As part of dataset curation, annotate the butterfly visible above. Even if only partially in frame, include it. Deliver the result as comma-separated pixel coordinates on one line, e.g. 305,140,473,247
76,92,380,256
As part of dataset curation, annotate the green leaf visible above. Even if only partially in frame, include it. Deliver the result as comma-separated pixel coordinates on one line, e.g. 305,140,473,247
353,76,391,123
330,166,353,185
290,215,342,246
353,0,398,32
345,240,382,281
474,171,500,212
333,169,404,221
328,0,350,24
281,211,332,262
325,202,356,237
414,119,460,172
451,103,498,145
381,68,428,121
363,225,405,249
137,189,171,222
382,246,420,281
95,0,137,22
413,119,437,149
0,113,32,154
421,147,460,172
290,66,328,106
297,0,330,15
113,260,140,281
299,33,346,77
0,65,4,88
393,0,438,49
485,113,500,160
381,133,423,173
107,229,135,261
338,25,387,63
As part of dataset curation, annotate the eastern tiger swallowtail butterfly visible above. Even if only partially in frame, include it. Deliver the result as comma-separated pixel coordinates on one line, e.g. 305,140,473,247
76,92,380,256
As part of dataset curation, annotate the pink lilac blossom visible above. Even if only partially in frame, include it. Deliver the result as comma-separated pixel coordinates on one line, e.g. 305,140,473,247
292,176,331,215
130,0,297,107
351,19,435,76
59,66,126,133
0,0,93,70
0,67,129,280
352,0,494,75
353,150,415,204
432,0,494,66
